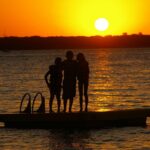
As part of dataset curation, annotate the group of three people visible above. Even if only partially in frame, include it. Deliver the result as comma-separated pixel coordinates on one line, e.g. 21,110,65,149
45,51,89,113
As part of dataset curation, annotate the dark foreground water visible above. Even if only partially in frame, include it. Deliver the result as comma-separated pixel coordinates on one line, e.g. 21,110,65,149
0,48,150,149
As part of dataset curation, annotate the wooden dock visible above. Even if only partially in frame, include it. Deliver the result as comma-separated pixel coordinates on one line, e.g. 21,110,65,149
0,108,150,129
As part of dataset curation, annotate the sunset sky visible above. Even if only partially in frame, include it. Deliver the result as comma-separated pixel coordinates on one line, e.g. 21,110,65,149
0,0,150,37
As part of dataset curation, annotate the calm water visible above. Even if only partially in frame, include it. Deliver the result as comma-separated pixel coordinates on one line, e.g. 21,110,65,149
0,48,150,149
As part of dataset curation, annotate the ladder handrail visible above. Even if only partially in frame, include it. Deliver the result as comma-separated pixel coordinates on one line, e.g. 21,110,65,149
20,93,31,113
32,92,45,113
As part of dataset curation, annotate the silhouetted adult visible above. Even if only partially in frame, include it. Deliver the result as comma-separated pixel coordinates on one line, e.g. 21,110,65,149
77,53,89,112
62,51,77,112
45,57,62,113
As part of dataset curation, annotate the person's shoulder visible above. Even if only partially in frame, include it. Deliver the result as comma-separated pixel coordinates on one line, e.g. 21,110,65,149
84,60,88,65
73,60,77,66
61,60,66,68
72,60,77,64
62,59,67,64
50,65,54,68
50,65,55,70
83,60,89,70
86,60,89,65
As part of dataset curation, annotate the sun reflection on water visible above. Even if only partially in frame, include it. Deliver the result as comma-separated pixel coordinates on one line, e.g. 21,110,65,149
90,50,117,111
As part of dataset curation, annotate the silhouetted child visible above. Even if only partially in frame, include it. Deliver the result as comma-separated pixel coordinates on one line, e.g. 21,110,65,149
77,53,89,112
45,57,62,113
62,51,77,112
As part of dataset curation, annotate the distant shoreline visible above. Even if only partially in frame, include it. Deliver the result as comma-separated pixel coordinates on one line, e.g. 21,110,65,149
1,35,150,50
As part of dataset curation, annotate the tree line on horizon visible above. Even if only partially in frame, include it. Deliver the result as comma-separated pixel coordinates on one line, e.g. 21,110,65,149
0,34,150,50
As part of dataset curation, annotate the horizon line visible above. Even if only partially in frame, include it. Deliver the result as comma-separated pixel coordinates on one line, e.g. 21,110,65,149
0,33,149,38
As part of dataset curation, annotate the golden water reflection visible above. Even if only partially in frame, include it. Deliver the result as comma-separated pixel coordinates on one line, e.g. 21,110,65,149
90,50,117,111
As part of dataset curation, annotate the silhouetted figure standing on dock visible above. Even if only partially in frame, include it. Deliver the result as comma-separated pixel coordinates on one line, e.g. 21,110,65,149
45,57,62,113
62,51,77,112
77,53,89,112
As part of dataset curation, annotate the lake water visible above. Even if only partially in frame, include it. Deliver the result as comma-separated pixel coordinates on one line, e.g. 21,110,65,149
0,48,150,149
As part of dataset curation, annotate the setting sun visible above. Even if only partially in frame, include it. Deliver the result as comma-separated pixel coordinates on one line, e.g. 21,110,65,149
0,0,150,36
95,18,109,31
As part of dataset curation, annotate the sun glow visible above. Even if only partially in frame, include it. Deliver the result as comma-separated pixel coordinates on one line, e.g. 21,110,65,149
95,18,109,31
0,0,150,36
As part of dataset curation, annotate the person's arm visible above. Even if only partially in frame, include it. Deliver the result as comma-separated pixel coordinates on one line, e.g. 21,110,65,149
76,62,79,80
45,71,50,87
87,62,90,79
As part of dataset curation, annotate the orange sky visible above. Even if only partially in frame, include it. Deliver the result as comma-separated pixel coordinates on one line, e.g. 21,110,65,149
0,0,150,37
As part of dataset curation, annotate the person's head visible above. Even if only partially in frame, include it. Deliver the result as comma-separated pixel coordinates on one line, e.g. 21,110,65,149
77,53,85,62
66,51,74,60
55,57,62,65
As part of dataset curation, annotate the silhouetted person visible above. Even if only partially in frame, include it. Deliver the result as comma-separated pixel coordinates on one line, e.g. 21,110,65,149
77,53,89,112
45,57,62,113
62,51,77,112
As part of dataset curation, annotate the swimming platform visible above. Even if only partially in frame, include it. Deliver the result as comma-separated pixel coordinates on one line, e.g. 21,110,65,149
0,108,150,129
